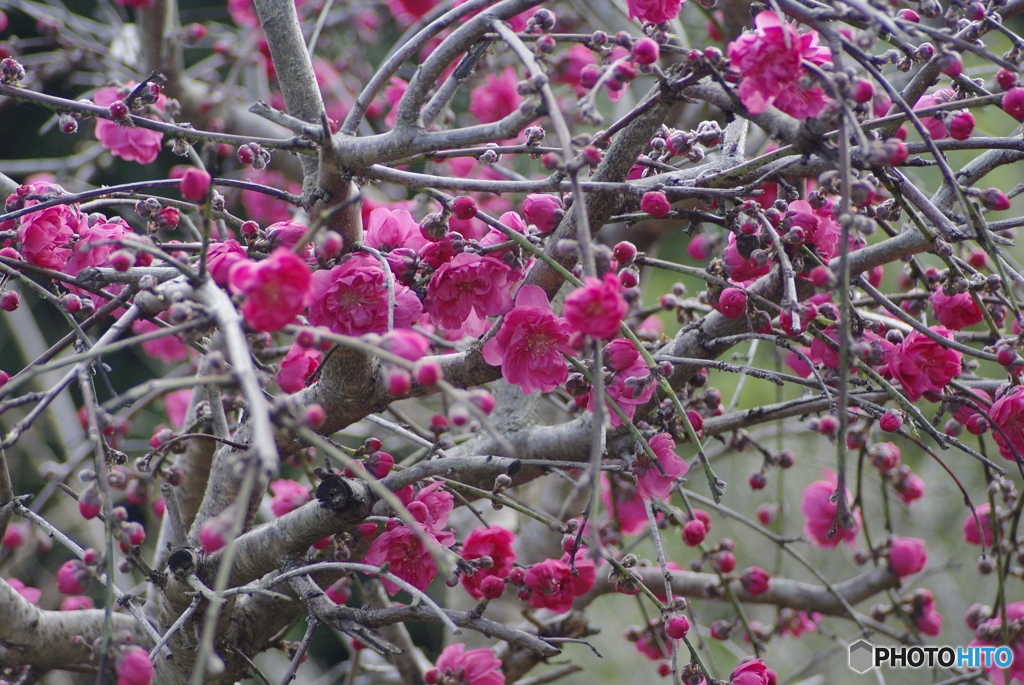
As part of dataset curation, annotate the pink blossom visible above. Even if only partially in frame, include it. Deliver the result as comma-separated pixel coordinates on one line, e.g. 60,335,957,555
888,537,927,577
409,482,454,533
60,595,95,611
229,248,312,332
727,11,831,118
365,207,427,254
277,342,321,393
682,519,706,546
179,167,211,202
308,253,422,336
387,0,439,26
66,216,132,305
785,199,841,260
989,384,1024,461
640,191,671,218
888,327,962,402
469,67,521,124
601,473,648,535
163,389,192,429
264,220,311,256
555,45,598,96
914,89,956,139
93,84,165,164
522,194,564,233
57,559,91,595
428,643,505,685
205,240,247,286
894,468,926,505
626,0,683,24
801,469,861,548
740,567,771,595
269,479,311,517
717,287,747,319
363,525,447,594
969,601,1024,684
563,274,628,339
963,503,999,546
461,526,517,600
523,551,596,613
117,646,153,685
588,339,655,427
482,285,574,394
381,329,431,361
779,609,820,638
426,253,514,336
131,317,192,364
723,232,771,282
633,432,688,500
8,578,41,604
930,289,983,330
13,186,82,270
731,658,769,685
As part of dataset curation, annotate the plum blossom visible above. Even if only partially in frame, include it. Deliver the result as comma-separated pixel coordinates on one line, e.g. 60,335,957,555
365,207,427,254
989,385,1024,462
633,432,688,500
888,537,927,577
801,469,861,547
426,253,514,336
888,327,962,402
723,232,771,282
93,84,165,164
969,601,1024,685
131,316,192,364
277,343,321,393
963,503,999,546
460,526,516,600
66,216,132,305
930,289,983,330
8,578,41,604
205,240,247,286
563,273,628,339
469,67,521,124
522,550,596,613
587,338,655,427
482,285,574,394
522,194,563,233
626,0,683,24
731,658,769,685
727,11,832,118
427,643,505,685
11,183,83,270
240,169,301,225
601,473,648,534
268,479,311,517
117,646,153,685
229,248,312,332
308,253,422,335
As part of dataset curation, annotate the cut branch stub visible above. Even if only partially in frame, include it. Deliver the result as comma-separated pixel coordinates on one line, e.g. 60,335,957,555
316,474,353,512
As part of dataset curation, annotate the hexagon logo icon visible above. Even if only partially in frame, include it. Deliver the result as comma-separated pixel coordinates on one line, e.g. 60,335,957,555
849,640,874,673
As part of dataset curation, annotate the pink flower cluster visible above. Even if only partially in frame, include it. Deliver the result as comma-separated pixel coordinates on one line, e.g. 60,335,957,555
888,327,962,402
633,432,688,500
93,84,166,164
426,643,505,685
521,550,596,613
801,469,860,548
727,11,832,119
229,248,313,332
309,253,422,335
460,526,516,600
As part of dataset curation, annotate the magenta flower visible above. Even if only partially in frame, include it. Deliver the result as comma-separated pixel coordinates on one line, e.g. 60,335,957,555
930,289,983,330
482,285,574,394
469,66,521,124
179,167,211,203
365,207,427,254
131,317,192,364
65,216,133,305
460,526,517,600
12,183,83,270
205,240,247,287
8,578,41,604
117,646,153,685
308,253,422,335
633,432,688,500
408,482,454,533
727,11,832,118
784,199,841,260
363,524,447,594
730,658,770,685
427,643,505,685
240,170,302,226
969,601,1024,684
888,327,962,402
60,595,95,611
522,194,564,233
268,479,311,517
563,273,628,339
801,469,860,548
426,253,514,336
93,84,165,164
740,566,771,595
914,89,955,139
229,248,312,332
277,343,321,393
888,537,927,577
723,232,771,282
57,559,92,595
717,287,748,319
626,0,683,24
600,473,649,534
989,385,1024,461
523,551,596,613
962,503,999,546
588,339,655,427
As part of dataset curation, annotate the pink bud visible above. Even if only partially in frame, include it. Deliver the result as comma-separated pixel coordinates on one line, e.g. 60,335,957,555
386,369,411,395
110,250,135,272
117,646,154,685
613,241,637,263
996,68,1017,91
886,139,908,166
414,360,442,386
740,566,771,595
640,191,671,219
451,196,478,220
682,519,706,547
980,188,1011,211
522,194,564,233
717,287,747,319
305,403,327,428
108,100,129,121
632,38,659,65
1002,87,1024,121
947,111,974,141
809,266,833,288
78,485,102,520
853,79,874,104
748,472,767,490
0,291,19,312
179,167,212,203
939,53,963,78
199,517,229,554
888,537,927,577
879,412,902,433
665,615,690,639
480,575,506,599
715,552,736,574
57,559,91,595
468,389,496,414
